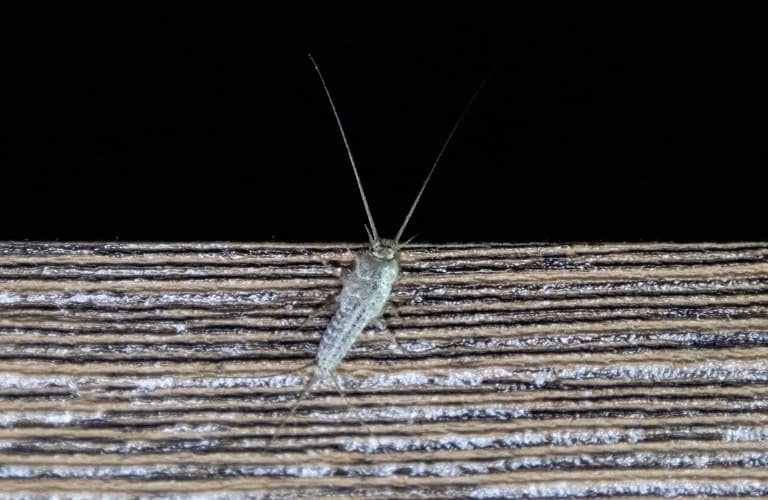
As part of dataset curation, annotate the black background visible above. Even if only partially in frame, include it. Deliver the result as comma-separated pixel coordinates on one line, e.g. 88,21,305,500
3,4,766,242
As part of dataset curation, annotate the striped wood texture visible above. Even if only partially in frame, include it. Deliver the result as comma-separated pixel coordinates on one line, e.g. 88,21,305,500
1,242,767,497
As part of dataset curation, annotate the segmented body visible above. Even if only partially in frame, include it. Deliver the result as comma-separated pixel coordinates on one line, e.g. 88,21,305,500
267,56,483,444
315,247,400,379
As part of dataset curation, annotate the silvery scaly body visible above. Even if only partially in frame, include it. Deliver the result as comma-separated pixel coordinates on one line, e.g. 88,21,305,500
315,240,400,378
268,55,483,443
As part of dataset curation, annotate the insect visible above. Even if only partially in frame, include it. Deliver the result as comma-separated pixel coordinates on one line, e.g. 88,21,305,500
270,54,484,443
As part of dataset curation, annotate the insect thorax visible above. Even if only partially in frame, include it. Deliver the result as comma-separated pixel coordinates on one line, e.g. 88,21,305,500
355,241,400,289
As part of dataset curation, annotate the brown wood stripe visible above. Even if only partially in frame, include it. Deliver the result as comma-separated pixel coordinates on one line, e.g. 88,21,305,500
0,242,767,496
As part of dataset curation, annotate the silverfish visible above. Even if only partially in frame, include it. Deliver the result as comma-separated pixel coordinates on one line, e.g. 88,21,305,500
272,54,484,441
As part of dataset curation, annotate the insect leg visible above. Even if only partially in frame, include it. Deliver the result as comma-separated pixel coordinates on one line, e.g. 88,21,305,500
323,251,355,278
368,318,406,354
384,303,403,321
292,295,338,335
381,329,406,354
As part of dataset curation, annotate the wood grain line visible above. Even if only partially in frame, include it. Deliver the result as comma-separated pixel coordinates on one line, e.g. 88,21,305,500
0,242,767,497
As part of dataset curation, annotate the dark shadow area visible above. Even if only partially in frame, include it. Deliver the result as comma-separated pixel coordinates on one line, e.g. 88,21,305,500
3,4,766,241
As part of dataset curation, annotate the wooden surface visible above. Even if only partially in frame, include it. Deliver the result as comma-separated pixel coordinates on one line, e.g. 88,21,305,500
1,242,767,497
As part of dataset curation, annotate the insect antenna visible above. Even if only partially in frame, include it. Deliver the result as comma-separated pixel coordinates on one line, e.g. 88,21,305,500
394,79,488,244
308,53,379,242
364,224,374,246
